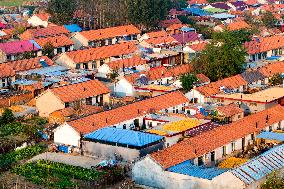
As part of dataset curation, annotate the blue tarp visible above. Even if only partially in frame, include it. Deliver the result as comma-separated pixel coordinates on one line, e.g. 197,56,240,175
84,127,164,148
183,7,208,16
231,144,284,185
29,40,42,49
266,56,281,60
64,24,82,33
210,13,235,19
167,160,227,180
23,65,67,75
256,131,284,141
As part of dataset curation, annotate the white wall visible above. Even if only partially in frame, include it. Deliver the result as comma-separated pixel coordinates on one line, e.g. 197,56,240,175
185,89,205,104
113,78,135,97
54,123,81,147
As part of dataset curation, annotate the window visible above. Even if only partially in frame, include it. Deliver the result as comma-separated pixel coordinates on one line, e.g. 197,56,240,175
222,146,227,156
123,124,126,129
92,63,96,69
57,48,62,53
231,142,236,152
83,63,88,69
100,59,105,66
65,102,70,108
210,151,215,162
269,126,273,132
198,156,204,166
251,133,255,141
75,64,80,69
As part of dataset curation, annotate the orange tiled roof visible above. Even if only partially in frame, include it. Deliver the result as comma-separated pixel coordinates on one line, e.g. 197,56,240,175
124,64,192,84
196,73,210,83
227,21,250,31
68,91,188,134
65,42,137,64
145,36,180,46
53,105,103,117
20,26,70,40
106,56,147,70
35,35,74,48
195,74,247,97
259,61,284,77
151,105,284,169
189,42,208,52
166,23,186,31
80,25,141,41
34,13,50,21
146,31,168,39
3,56,54,73
187,0,208,5
50,80,110,103
0,64,15,79
215,104,243,117
244,36,284,55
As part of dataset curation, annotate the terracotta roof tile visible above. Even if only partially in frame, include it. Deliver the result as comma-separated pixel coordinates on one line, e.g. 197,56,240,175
0,40,40,55
65,41,137,64
196,73,210,83
3,56,54,73
20,26,70,40
146,31,168,39
145,36,179,46
80,25,140,41
227,21,250,31
50,80,110,103
0,64,15,78
151,105,284,169
53,105,103,117
215,104,243,117
34,13,50,21
68,91,188,134
106,56,147,70
35,35,74,48
244,36,284,55
259,61,284,77
188,41,208,52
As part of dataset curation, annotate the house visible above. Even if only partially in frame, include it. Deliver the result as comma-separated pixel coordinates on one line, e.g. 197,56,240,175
171,32,201,45
20,26,70,40
36,79,110,117
227,1,248,11
159,18,182,29
97,56,148,78
0,64,15,88
186,74,248,103
215,104,244,122
35,35,74,55
55,41,137,70
27,13,50,28
0,40,42,63
83,127,164,161
183,41,208,62
166,23,187,35
49,105,103,124
63,24,82,33
140,36,180,48
214,21,251,32
53,91,188,147
132,105,284,189
70,25,141,49
212,87,284,114
244,36,284,62
139,31,168,42
114,64,192,97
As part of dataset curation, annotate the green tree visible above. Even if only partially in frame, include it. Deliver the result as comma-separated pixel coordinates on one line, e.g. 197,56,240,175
262,11,277,28
12,25,26,38
0,108,15,126
47,0,76,25
269,73,283,86
171,0,188,9
261,171,284,189
192,30,246,81
180,73,198,91
42,42,55,58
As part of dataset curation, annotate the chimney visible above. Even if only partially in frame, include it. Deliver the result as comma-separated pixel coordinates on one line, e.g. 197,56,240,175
256,122,258,128
194,149,197,154
33,43,34,50
138,109,140,114
266,115,269,123
56,39,58,43
106,118,108,123
83,87,86,91
92,123,95,126
128,45,130,49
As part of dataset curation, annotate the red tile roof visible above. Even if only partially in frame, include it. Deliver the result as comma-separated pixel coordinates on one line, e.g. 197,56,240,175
50,80,110,103
195,74,247,97
65,42,137,64
146,31,168,39
79,25,141,41
3,56,54,73
20,26,70,40
68,91,188,134
159,18,182,28
145,36,179,46
187,0,208,5
244,36,284,55
106,56,147,70
53,105,103,117
151,105,284,169
125,64,192,84
196,73,210,83
0,40,40,55
215,104,244,117
34,13,50,21
227,21,250,31
259,61,284,77
35,35,74,48
188,42,208,52
0,64,15,79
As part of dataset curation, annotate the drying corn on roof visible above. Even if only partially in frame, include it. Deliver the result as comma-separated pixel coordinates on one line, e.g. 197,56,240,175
218,157,248,169
162,119,201,132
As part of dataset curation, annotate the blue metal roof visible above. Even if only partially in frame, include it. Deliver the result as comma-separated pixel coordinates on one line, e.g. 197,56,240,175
256,131,284,142
64,24,82,33
84,127,164,148
167,160,228,180
183,7,208,16
231,144,284,185
29,40,42,49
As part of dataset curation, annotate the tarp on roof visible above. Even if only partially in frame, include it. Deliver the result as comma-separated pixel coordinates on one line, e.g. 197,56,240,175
210,13,235,19
205,8,226,13
64,24,82,33
231,144,284,185
84,127,164,148
167,160,227,180
183,7,209,16
256,131,284,141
